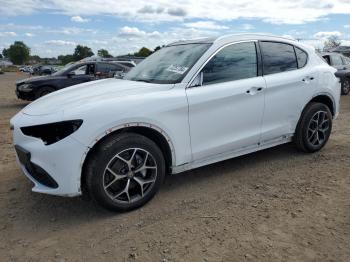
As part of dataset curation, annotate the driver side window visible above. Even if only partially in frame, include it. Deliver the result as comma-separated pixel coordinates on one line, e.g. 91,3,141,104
331,55,343,66
202,42,257,85
71,65,87,75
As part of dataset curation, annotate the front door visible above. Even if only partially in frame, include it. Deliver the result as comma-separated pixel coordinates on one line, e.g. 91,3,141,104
186,41,265,162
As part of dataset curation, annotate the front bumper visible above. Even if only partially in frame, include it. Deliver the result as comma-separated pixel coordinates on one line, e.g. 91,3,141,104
15,87,36,101
11,114,88,196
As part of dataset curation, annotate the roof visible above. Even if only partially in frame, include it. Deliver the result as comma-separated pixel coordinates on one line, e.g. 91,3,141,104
167,33,298,47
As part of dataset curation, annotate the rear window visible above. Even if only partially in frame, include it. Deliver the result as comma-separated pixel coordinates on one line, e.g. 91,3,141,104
343,56,350,65
295,47,308,68
260,42,298,75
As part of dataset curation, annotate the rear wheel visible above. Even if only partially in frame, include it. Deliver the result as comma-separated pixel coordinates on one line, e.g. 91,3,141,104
85,133,166,212
341,78,350,95
295,102,332,153
36,86,55,99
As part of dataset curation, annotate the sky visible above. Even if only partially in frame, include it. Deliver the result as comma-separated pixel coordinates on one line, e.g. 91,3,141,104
1,0,350,58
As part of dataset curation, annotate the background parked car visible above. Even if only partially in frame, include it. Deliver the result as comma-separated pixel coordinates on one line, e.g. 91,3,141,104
31,65,56,76
19,66,33,74
320,52,350,95
16,61,131,100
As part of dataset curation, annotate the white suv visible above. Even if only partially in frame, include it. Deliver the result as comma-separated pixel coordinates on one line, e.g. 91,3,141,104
11,34,340,211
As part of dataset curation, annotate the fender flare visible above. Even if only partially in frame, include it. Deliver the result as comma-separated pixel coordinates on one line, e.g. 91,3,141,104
79,121,177,170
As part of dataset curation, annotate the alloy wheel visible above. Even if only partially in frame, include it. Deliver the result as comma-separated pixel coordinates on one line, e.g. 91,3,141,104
103,148,157,204
307,111,330,146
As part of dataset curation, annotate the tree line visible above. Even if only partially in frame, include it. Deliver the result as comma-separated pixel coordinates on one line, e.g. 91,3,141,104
1,41,161,65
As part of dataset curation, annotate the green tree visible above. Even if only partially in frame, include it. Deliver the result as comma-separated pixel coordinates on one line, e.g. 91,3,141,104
4,41,30,64
29,55,41,63
323,36,341,51
58,54,75,65
97,49,112,58
154,46,162,52
2,48,9,58
73,45,94,61
134,47,152,57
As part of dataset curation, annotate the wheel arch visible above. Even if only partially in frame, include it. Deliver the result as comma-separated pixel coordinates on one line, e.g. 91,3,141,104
36,84,58,91
80,123,176,195
308,93,335,117
295,93,335,135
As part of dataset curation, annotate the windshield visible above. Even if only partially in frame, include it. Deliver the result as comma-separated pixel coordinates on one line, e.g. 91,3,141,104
52,62,78,76
124,43,211,84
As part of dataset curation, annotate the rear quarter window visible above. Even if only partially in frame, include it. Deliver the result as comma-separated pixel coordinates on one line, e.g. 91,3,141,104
295,47,308,68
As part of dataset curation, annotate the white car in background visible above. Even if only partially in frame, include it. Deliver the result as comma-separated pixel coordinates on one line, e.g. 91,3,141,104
10,34,340,211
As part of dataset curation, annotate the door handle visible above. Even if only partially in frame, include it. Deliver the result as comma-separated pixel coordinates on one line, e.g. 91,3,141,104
302,76,314,82
246,86,264,95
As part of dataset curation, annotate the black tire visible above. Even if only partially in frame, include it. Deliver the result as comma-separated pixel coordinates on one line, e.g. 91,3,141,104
341,78,350,95
36,86,55,99
85,133,166,212
295,102,332,153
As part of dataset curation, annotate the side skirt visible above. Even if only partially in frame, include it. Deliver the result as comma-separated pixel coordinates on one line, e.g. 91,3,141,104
171,134,293,174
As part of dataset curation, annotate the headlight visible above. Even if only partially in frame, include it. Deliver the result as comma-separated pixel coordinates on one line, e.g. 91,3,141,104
21,120,83,145
18,84,33,92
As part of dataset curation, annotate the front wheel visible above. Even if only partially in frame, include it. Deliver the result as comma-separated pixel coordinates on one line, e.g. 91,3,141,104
295,102,332,153
85,133,166,212
341,78,350,95
36,86,55,99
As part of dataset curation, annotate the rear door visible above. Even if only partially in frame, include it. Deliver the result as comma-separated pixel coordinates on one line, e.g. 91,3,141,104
260,41,317,144
186,41,266,161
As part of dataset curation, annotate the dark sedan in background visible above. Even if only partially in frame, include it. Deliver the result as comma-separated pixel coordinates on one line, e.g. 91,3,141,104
16,61,130,100
321,52,350,95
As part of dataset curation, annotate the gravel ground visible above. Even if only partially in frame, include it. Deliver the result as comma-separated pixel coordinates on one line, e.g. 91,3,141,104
0,72,349,262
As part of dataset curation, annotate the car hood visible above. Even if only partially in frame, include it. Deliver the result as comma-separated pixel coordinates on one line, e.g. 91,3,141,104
16,75,60,85
22,78,174,116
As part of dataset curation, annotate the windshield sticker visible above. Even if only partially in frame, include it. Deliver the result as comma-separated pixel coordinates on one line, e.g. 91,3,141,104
166,64,188,74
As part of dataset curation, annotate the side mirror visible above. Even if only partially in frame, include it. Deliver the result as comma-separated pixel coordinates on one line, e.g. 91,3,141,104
67,71,75,78
191,71,203,87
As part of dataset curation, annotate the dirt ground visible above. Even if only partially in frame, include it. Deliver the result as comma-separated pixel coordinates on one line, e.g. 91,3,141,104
0,72,349,262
